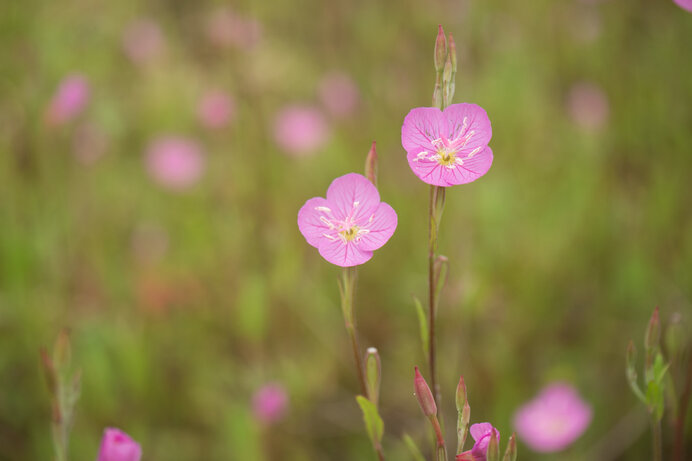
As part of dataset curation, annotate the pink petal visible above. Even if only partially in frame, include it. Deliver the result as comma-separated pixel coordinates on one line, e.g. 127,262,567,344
357,202,397,251
401,107,447,155
674,0,692,12
444,103,492,151
448,146,494,185
326,173,380,221
318,238,373,267
470,423,495,442
297,197,333,248
406,153,453,187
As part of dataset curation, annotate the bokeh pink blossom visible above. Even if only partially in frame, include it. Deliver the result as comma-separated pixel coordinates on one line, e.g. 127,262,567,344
46,74,90,126
513,382,592,453
274,105,330,156
122,20,165,66
318,72,360,119
145,136,205,190
566,82,609,131
197,90,235,130
252,383,288,425
97,427,141,461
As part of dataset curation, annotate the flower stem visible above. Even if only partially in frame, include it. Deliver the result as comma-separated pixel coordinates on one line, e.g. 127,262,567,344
427,185,445,406
652,418,662,461
339,267,368,398
430,415,448,461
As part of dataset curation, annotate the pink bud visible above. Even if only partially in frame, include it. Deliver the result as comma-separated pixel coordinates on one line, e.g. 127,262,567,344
434,25,447,72
97,428,141,461
414,366,437,417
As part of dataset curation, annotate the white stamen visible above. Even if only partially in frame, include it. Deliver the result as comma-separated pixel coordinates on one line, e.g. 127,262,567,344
466,146,482,158
315,206,331,213
319,216,335,229
323,233,336,240
353,201,360,208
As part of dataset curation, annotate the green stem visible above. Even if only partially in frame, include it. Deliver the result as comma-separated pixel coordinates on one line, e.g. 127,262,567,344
340,267,368,398
652,418,662,461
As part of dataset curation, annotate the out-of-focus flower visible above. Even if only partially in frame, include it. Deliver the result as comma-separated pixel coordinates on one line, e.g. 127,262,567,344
131,222,169,265
318,72,360,119
145,136,205,190
456,423,500,461
197,90,235,129
206,8,262,51
297,173,397,267
513,382,592,453
673,0,692,12
72,122,108,165
273,105,330,156
97,428,141,461
566,82,609,131
252,383,288,425
122,19,165,65
46,74,90,126
401,103,493,187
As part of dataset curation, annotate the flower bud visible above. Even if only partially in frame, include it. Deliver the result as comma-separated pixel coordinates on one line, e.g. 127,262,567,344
487,430,500,461
364,141,378,188
434,25,447,72
448,33,457,73
366,347,381,407
414,366,437,417
502,433,517,461
644,306,660,352
97,428,142,461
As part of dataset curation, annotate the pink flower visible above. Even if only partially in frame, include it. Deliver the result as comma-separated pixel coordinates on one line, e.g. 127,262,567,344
97,427,141,461
274,105,330,156
145,136,205,190
252,383,288,425
318,72,360,119
401,103,493,186
46,74,90,125
206,8,262,50
456,423,501,461
297,173,397,267
566,82,609,131
674,0,692,12
513,382,592,453
197,90,235,129
122,20,165,65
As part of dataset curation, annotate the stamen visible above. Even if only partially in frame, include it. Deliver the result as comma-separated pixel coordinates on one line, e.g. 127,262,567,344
314,206,331,213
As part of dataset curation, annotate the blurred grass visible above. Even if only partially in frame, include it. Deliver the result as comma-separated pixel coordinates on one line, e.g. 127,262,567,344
0,0,691,459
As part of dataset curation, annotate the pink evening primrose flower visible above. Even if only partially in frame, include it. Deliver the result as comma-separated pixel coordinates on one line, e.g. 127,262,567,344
145,136,205,190
252,383,288,425
274,105,330,157
97,427,142,461
401,103,493,187
513,382,592,453
297,173,397,267
46,74,90,126
456,423,501,461
673,0,692,12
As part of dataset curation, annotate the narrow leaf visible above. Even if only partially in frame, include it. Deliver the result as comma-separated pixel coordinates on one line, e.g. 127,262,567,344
356,395,384,445
413,296,429,358
403,434,426,461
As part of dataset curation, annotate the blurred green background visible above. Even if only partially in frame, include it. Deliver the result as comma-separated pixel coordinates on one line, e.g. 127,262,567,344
1,0,691,459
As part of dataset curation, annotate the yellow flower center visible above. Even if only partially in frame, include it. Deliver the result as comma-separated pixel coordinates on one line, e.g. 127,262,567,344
340,225,360,242
437,149,458,167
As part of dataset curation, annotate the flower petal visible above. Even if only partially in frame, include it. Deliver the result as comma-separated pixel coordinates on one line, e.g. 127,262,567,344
318,238,373,267
401,107,447,154
406,151,454,187
358,202,397,251
446,146,493,185
297,197,334,248
326,173,380,221
470,423,496,442
444,103,492,151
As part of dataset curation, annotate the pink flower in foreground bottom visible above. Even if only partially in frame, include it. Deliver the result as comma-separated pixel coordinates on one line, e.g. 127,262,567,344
673,0,692,12
298,173,397,267
274,105,330,156
514,382,592,453
456,423,500,461
97,428,141,461
402,103,493,187
145,136,205,190
252,383,288,424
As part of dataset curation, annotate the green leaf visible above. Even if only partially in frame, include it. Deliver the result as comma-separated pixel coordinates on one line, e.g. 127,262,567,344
403,434,426,461
413,296,429,358
356,395,384,445
626,341,646,404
